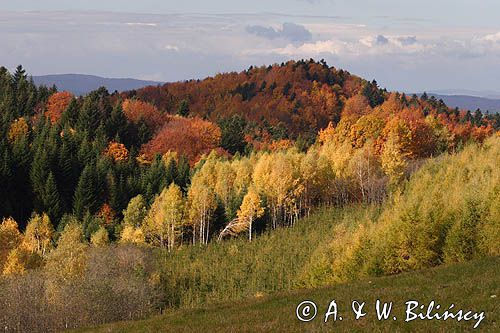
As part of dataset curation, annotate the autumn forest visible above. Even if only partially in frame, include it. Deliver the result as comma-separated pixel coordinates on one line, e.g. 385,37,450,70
0,60,499,332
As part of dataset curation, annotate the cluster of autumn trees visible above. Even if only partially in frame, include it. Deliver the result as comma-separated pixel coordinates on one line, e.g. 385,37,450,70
0,61,499,276
127,59,499,146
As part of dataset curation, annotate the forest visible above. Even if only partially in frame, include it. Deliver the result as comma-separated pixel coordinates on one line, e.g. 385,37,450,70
0,60,499,332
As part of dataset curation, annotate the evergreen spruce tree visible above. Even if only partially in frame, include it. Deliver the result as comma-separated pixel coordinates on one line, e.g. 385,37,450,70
43,172,62,223
142,154,167,203
107,102,128,141
219,115,247,155
76,94,101,136
60,98,79,127
177,99,190,117
176,155,191,191
73,164,98,218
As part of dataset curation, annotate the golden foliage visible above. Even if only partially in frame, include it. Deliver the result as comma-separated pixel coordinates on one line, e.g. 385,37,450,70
105,141,129,162
2,248,26,277
7,117,29,143
23,213,54,256
0,217,22,271
317,121,335,144
120,225,146,244
144,183,184,250
123,195,148,228
45,223,87,282
90,227,110,247
237,187,265,240
381,133,408,185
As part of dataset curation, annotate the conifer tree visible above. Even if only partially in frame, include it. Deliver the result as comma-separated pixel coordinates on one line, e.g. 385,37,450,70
43,172,62,222
73,164,98,218
142,154,168,203
76,93,101,136
177,99,190,117
60,98,79,127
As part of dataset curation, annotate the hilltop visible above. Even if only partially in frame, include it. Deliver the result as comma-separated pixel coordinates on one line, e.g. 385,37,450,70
124,60,499,144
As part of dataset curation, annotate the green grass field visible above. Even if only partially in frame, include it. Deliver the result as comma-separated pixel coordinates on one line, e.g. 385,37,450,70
73,256,499,333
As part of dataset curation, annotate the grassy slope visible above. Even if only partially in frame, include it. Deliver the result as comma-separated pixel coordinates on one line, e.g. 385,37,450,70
156,205,381,308
74,257,499,333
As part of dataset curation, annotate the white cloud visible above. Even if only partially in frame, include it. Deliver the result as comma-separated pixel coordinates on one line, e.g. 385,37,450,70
126,22,158,27
163,44,180,52
481,32,500,43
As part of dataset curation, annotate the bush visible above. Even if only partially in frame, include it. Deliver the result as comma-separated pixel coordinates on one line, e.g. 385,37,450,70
0,245,162,332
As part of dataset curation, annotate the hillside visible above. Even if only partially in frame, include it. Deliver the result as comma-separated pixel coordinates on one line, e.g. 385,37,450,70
33,74,161,95
125,60,499,143
73,257,500,333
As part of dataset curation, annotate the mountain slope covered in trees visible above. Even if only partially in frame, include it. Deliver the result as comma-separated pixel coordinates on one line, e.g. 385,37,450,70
0,61,499,332
125,59,499,145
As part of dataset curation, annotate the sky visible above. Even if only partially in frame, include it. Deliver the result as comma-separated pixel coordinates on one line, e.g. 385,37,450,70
1,0,500,94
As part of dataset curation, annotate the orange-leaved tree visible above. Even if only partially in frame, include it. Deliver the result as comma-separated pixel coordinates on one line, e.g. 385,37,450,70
141,117,221,165
45,91,73,123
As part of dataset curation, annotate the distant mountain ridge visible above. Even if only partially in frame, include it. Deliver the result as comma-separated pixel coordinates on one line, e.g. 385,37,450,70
33,74,162,95
421,93,500,113
429,89,500,99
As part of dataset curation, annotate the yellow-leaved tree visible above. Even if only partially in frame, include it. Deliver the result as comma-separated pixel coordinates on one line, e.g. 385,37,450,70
45,223,87,283
120,194,148,244
253,151,303,228
381,133,409,186
2,248,26,277
122,194,147,227
144,183,184,250
0,217,22,272
7,117,29,143
187,161,218,244
90,226,109,247
120,224,145,245
23,213,54,256
237,187,265,241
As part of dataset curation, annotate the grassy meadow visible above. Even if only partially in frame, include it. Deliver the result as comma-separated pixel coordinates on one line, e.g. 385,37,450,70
73,257,500,332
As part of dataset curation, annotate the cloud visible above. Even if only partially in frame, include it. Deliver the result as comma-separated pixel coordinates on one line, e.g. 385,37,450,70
481,32,500,43
246,22,312,42
268,39,346,56
163,44,180,52
126,22,158,27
